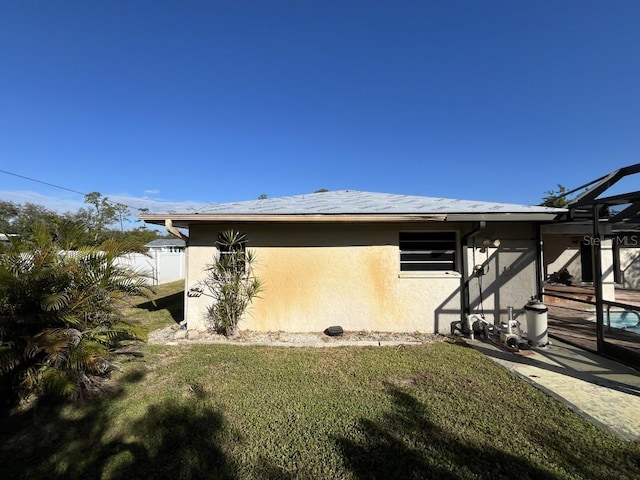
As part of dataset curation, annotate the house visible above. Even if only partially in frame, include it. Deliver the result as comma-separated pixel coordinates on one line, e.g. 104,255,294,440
0,233,17,245
139,190,563,334
145,238,186,253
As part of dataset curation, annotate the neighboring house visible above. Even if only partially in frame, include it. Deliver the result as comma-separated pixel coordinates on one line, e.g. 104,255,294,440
0,233,17,245
145,238,186,253
140,190,563,334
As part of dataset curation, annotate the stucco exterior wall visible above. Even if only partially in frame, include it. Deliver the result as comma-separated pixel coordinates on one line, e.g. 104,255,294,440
619,247,640,289
464,223,539,330
543,234,583,282
543,234,640,290
184,222,540,334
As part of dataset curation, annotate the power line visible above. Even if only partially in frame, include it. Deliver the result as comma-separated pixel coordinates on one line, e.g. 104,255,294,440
0,168,146,212
0,169,87,196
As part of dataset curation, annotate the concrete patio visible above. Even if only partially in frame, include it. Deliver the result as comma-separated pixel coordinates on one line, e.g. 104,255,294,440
467,337,640,441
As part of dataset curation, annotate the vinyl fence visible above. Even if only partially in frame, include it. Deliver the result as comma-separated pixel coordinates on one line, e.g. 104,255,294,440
115,251,185,286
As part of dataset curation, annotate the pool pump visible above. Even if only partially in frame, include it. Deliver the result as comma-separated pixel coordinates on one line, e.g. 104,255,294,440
467,306,526,351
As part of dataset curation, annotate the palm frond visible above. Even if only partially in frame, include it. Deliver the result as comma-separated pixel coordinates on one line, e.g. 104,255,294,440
87,322,147,346
30,222,53,249
67,340,110,375
19,364,42,393
0,225,152,404
0,345,22,374
27,328,83,368
41,291,71,312
41,367,77,398
60,313,83,326
100,238,148,258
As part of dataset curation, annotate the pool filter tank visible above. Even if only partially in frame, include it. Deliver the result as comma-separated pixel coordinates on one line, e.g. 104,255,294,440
525,298,549,347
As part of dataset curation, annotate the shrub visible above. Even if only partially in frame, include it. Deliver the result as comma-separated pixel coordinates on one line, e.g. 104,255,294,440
201,230,263,336
0,226,150,408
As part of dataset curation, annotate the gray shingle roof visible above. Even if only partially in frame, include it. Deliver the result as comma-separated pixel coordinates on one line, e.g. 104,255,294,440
145,239,186,248
194,190,563,215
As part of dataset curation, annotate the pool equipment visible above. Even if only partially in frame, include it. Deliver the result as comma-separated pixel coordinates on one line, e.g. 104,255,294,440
467,306,525,351
525,298,549,348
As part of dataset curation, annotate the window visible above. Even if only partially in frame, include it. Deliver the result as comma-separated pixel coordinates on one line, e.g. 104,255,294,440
399,232,457,272
218,232,247,272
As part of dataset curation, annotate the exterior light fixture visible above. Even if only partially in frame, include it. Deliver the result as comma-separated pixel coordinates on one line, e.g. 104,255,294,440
482,238,501,248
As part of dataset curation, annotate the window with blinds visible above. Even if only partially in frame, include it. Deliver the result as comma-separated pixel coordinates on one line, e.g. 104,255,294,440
399,232,457,272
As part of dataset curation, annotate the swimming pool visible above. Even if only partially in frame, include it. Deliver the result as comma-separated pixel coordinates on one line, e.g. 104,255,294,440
601,311,640,334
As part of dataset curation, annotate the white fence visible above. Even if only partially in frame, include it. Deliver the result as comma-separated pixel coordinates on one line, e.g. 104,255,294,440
115,251,185,286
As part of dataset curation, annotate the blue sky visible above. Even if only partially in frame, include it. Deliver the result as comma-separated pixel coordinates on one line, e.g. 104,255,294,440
1,1,639,215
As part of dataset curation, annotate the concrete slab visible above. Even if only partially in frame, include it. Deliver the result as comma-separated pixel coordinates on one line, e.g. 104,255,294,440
467,337,640,441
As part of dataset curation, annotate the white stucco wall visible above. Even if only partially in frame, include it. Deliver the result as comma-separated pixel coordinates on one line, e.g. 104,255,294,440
184,222,539,334
619,247,640,289
543,234,640,290
543,235,583,282
464,223,539,330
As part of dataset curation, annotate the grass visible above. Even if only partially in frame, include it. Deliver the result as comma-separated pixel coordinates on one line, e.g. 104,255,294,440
123,279,185,332
1,283,640,479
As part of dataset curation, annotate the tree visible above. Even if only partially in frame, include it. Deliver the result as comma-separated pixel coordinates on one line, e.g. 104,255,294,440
0,200,20,233
541,184,570,208
201,231,263,336
0,224,150,408
0,201,58,237
82,191,133,233
0,195,162,252
50,216,93,250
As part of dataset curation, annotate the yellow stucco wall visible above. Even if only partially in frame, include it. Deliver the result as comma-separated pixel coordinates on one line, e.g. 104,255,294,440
184,222,539,334
186,223,462,334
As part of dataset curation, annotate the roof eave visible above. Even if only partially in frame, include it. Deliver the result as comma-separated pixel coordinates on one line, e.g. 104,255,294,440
139,213,448,228
446,213,562,222
139,211,560,228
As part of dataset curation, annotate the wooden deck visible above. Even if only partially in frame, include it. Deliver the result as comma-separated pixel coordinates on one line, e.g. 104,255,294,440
543,285,640,365
544,285,640,307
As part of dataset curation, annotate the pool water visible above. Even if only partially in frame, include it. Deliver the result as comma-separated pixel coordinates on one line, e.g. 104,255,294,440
603,311,640,334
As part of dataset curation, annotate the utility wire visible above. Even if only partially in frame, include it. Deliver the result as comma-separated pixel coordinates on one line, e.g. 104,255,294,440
0,169,87,196
0,168,146,212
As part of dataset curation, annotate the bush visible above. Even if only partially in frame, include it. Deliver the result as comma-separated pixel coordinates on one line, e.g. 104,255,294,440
0,226,150,408
201,230,263,336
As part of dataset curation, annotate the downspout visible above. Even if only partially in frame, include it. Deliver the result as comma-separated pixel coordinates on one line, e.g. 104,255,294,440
165,219,188,241
535,224,543,299
165,218,189,330
460,221,486,323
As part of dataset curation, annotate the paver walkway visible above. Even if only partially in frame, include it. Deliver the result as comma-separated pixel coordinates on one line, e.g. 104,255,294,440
467,337,640,440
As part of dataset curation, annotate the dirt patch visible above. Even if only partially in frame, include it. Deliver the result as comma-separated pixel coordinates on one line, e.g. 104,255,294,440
148,324,448,347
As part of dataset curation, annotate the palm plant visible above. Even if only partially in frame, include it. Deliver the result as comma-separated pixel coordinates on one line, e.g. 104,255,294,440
201,230,263,336
0,224,150,407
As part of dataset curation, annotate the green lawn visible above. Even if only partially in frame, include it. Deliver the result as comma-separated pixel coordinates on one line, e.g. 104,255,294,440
1,283,639,479
123,279,185,332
